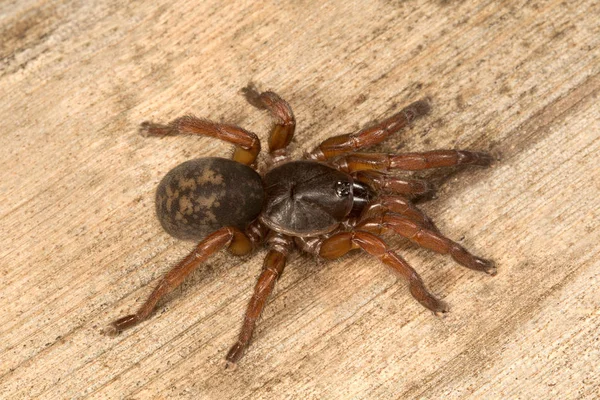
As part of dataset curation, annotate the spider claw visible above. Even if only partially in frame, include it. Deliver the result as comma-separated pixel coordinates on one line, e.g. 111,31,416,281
472,257,496,275
105,314,139,336
484,260,497,276
139,121,174,137
410,98,432,118
223,360,238,371
103,323,120,337
419,295,450,316
225,342,246,367
474,152,494,167
433,300,450,317
241,83,266,109
138,121,152,137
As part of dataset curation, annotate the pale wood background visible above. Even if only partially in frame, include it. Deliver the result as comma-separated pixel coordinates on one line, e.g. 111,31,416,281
1,0,599,399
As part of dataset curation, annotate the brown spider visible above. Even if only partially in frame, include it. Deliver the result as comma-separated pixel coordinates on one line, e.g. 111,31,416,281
106,85,496,368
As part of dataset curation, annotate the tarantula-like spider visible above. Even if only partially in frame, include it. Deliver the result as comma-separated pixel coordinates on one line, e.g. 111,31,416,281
106,85,496,368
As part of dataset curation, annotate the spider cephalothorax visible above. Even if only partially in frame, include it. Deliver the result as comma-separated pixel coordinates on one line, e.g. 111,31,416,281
106,85,495,368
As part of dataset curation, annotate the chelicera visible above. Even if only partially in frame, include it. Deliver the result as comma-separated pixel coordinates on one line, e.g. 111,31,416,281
106,85,496,368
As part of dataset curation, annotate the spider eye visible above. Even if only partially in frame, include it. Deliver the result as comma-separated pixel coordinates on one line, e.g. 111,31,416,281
335,181,351,197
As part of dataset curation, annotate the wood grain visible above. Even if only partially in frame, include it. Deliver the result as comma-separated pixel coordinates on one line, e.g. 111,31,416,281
1,0,598,398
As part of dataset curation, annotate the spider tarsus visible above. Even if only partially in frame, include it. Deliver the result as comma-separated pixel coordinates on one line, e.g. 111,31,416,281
103,324,120,337
483,260,498,276
223,360,238,371
241,83,266,109
433,299,450,316
411,98,432,117
473,257,497,275
225,342,245,367
139,121,174,137
486,150,501,165
138,121,152,137
105,314,139,336
434,307,450,318
469,151,494,167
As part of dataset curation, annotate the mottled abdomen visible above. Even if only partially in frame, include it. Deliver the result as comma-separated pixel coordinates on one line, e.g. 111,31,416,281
155,157,264,240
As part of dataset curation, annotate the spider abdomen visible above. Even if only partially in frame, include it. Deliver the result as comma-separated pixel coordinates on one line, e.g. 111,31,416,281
155,157,264,240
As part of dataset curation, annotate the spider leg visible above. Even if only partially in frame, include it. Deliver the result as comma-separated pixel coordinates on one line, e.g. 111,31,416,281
360,194,439,233
334,150,492,173
356,212,496,275
354,170,434,197
226,233,294,368
318,231,448,314
105,227,253,335
139,116,260,166
242,84,295,155
308,99,430,160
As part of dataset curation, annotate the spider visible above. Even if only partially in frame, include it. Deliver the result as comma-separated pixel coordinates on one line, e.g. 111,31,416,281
106,85,496,368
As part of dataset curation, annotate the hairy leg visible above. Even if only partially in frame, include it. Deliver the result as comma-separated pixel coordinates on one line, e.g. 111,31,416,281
334,150,492,173
318,231,448,314
106,227,253,335
357,212,496,275
309,99,431,160
360,194,439,232
353,170,434,197
140,116,260,165
243,84,295,155
225,233,294,368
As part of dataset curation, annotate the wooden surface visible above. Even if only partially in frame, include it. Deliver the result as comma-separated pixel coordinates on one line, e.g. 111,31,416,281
1,1,599,399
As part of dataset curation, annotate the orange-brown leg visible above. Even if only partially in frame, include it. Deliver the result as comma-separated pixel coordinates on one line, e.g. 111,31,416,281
334,150,492,173
357,212,496,275
106,227,253,335
139,117,260,165
360,194,439,233
319,231,448,314
225,234,294,368
242,84,295,154
354,170,434,197
308,99,431,160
